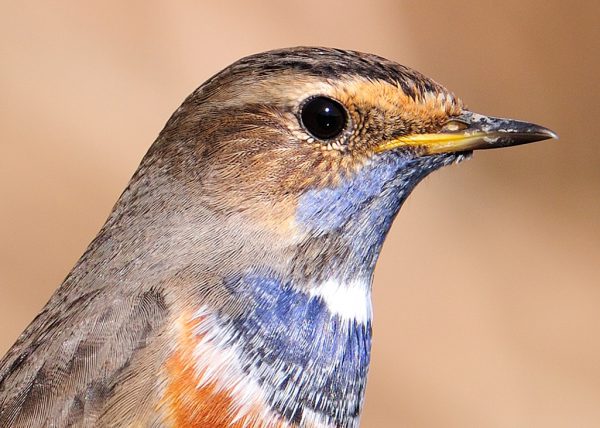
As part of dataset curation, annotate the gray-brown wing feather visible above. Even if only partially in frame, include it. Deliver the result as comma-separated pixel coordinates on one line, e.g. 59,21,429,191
0,285,170,427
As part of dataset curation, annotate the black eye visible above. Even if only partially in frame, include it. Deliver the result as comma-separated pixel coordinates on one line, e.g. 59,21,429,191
300,96,347,140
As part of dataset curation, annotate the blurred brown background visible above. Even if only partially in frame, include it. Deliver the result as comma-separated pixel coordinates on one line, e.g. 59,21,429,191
1,1,599,427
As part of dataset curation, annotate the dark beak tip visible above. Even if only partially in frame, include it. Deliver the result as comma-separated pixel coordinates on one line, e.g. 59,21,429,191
533,126,559,142
524,128,558,143
457,111,558,150
545,129,559,141
502,124,559,146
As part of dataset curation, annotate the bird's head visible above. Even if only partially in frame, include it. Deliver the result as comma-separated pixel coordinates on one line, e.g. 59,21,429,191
134,47,555,284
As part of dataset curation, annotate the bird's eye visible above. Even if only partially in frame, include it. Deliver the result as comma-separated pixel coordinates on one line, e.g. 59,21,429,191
300,96,347,140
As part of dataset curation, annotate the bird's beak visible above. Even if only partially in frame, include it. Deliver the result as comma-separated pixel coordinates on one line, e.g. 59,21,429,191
375,111,558,155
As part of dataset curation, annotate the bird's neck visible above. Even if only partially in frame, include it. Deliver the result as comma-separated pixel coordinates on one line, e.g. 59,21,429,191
82,152,455,427
161,153,455,427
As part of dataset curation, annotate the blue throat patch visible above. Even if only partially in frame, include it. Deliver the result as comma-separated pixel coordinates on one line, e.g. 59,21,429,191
296,154,403,232
221,274,371,426
295,151,444,276
213,153,457,426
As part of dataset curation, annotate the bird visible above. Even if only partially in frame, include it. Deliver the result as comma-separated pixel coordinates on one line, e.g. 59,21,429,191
0,47,556,427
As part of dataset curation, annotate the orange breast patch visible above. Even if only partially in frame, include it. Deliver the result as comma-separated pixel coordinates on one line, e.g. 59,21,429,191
160,312,292,428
